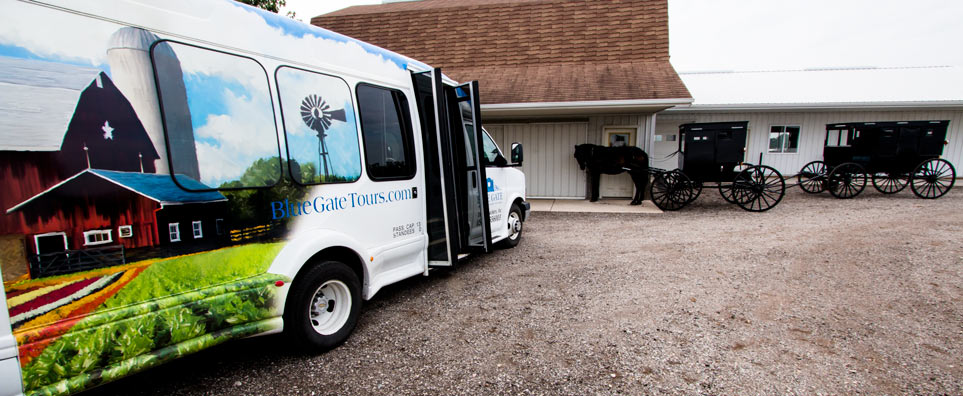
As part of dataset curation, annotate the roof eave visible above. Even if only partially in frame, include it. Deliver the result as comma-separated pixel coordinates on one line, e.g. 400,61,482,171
665,100,963,113
481,98,694,117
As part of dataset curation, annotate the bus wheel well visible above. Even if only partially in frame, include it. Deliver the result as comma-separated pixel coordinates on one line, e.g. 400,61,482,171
292,246,365,292
512,197,527,221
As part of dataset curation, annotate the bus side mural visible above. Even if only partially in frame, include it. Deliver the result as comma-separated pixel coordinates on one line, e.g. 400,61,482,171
0,3,365,395
0,1,528,395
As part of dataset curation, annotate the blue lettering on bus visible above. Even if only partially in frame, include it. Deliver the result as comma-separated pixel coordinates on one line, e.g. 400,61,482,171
271,188,414,220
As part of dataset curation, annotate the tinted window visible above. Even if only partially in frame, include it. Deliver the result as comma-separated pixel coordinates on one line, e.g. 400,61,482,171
481,131,500,165
276,66,361,185
357,85,415,180
152,41,280,190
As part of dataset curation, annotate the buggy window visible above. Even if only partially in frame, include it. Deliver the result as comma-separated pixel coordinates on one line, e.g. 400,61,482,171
827,129,850,147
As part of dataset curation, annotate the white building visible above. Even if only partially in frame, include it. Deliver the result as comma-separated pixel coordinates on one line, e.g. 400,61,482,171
654,66,963,176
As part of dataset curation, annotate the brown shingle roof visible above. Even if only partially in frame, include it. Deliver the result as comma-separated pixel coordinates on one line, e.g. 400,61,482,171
312,0,690,105
447,62,689,104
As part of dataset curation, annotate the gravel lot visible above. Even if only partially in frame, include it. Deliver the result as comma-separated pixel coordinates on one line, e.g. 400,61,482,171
92,187,963,395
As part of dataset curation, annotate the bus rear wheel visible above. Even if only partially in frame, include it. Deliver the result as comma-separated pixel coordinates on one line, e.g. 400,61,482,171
284,260,361,351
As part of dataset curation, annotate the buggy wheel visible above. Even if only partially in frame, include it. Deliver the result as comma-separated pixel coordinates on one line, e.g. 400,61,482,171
650,170,693,211
719,184,737,203
797,160,827,194
910,158,956,199
732,165,785,212
871,172,909,194
827,162,867,199
685,179,703,204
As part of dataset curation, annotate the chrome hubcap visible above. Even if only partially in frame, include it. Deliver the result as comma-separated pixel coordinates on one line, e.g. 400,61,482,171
507,212,521,240
309,280,351,335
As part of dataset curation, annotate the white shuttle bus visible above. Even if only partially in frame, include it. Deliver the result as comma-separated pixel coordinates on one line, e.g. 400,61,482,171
0,1,529,395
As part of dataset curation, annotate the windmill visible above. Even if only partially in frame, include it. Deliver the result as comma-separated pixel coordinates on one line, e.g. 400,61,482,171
300,94,346,179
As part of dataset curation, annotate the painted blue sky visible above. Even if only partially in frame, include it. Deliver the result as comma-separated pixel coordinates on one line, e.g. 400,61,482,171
276,66,361,182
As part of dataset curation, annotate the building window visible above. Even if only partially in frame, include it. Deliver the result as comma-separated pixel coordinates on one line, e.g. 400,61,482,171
275,66,361,185
169,223,181,242
216,218,224,236
118,225,133,238
83,229,113,246
152,40,281,190
192,221,203,239
357,84,416,180
769,125,800,153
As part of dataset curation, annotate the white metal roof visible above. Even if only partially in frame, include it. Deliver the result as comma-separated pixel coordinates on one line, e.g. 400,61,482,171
0,56,101,151
671,66,963,111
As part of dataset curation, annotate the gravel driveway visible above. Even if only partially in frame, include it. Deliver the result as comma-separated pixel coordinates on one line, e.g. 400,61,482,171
91,187,963,395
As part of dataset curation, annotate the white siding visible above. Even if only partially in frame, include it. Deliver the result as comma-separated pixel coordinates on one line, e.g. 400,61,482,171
658,110,963,176
486,122,589,198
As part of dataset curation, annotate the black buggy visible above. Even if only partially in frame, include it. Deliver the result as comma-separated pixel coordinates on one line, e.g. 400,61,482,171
650,121,786,212
796,120,955,199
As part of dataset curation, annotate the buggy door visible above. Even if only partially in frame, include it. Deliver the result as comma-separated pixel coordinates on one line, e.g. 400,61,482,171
411,69,492,267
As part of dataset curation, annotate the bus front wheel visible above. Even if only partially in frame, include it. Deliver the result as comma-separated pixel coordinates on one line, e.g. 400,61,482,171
284,260,361,351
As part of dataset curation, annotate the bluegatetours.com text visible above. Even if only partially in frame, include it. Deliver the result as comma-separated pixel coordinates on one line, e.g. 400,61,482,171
271,189,413,220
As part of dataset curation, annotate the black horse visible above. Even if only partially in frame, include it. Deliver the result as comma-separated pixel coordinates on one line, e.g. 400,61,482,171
574,144,650,205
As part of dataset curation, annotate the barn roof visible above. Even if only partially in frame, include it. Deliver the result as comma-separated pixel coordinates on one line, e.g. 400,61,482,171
7,169,226,213
312,0,691,108
0,56,104,151
671,66,963,111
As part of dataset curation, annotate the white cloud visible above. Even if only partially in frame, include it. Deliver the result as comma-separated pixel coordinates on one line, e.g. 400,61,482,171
195,140,249,187
0,1,115,66
194,87,280,186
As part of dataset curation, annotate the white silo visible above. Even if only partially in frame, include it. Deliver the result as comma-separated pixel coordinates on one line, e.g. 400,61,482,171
106,27,200,181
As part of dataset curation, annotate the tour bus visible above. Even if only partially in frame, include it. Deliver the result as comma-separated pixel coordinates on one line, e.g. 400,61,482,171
0,1,529,395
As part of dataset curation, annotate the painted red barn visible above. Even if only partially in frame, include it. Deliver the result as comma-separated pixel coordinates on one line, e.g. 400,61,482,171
0,56,225,279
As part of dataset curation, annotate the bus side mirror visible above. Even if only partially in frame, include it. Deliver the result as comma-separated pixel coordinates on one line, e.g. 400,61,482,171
511,142,523,165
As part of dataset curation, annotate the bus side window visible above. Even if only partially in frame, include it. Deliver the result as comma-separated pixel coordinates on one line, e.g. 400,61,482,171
275,66,361,185
356,84,416,180
152,40,281,191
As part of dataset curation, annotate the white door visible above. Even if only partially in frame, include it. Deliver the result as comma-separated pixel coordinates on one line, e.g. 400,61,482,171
600,128,636,198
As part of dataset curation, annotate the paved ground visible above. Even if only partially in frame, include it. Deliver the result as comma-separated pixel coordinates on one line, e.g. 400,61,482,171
91,186,963,395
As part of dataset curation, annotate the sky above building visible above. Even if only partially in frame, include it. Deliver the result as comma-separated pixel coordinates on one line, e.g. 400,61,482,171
282,0,963,72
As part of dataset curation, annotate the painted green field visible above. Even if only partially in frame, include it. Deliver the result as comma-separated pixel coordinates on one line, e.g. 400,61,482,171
22,242,288,396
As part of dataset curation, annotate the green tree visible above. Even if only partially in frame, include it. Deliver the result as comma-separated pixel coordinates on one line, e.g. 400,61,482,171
235,0,286,13
220,157,308,225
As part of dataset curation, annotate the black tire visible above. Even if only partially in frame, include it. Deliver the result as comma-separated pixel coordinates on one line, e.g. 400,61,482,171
910,158,956,199
827,162,867,199
733,165,785,212
797,160,827,194
496,204,523,248
284,260,361,351
650,170,692,211
685,179,703,204
871,172,909,194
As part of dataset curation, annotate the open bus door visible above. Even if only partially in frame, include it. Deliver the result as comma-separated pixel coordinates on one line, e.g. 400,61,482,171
412,69,492,267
